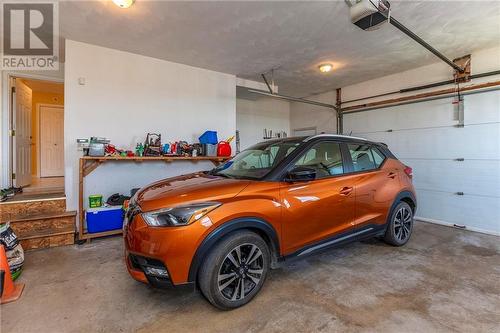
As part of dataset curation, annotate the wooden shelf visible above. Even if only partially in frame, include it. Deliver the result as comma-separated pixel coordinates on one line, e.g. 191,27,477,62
81,155,229,162
78,155,231,242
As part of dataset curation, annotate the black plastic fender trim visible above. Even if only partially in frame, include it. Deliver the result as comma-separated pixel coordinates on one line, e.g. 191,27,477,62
395,190,417,211
187,217,280,283
387,191,417,226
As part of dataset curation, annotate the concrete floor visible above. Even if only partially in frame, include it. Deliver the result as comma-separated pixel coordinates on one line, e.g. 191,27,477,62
2,221,499,333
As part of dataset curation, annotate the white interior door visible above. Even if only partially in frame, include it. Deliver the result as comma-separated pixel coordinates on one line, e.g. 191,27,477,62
40,106,64,177
14,80,32,187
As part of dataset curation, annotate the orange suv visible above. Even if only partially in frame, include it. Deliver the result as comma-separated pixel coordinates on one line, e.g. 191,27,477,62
124,135,416,309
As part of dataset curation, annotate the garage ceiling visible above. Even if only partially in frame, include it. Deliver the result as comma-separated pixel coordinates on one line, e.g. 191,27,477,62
60,1,500,97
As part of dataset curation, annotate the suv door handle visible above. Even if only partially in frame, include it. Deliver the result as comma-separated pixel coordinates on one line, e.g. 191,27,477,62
387,172,397,179
339,187,353,196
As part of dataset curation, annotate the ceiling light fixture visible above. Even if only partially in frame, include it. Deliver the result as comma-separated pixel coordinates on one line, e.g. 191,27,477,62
112,0,135,9
319,64,333,73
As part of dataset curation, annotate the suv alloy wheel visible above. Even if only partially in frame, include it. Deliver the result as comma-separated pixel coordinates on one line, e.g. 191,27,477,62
199,231,270,309
384,201,414,246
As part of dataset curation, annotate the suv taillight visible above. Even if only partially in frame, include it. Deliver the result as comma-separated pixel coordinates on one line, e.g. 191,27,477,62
403,166,413,179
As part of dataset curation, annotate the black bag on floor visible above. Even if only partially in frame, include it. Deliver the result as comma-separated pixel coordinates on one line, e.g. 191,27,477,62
106,193,131,206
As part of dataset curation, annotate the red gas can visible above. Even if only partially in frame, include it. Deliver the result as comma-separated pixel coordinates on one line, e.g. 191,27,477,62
217,141,232,157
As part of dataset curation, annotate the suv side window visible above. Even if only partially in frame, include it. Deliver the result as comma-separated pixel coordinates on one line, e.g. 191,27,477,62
293,141,344,179
371,147,386,167
348,144,386,172
296,148,317,165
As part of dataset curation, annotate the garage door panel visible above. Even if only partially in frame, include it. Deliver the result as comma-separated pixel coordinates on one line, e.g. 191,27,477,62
417,190,500,234
345,98,456,133
344,90,499,235
351,124,500,160
406,159,500,198
464,90,500,124
346,90,500,134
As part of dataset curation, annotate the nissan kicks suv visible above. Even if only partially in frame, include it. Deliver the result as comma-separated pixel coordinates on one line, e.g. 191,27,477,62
124,135,416,309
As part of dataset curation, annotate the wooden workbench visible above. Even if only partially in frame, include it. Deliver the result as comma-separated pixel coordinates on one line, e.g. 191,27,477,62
78,155,230,241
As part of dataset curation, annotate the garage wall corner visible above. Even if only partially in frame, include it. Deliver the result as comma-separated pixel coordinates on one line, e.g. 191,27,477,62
236,97,290,150
289,91,337,135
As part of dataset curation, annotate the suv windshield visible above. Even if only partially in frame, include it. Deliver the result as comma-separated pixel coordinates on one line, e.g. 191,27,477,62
210,138,303,180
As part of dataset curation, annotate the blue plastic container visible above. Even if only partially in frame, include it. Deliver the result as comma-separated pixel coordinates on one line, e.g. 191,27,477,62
86,207,124,233
199,131,218,144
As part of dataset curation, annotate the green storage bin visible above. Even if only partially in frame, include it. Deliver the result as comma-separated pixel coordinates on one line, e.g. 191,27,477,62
89,194,103,208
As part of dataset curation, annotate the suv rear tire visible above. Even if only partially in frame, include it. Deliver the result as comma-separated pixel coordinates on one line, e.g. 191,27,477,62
198,231,270,310
384,201,414,246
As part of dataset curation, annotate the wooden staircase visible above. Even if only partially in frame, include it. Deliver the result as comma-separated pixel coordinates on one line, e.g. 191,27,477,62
0,196,76,250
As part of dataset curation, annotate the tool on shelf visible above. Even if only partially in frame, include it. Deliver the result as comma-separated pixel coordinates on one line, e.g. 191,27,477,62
263,129,287,140
144,133,162,156
89,137,110,156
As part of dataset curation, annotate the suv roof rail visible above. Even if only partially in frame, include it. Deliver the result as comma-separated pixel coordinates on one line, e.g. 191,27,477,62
303,134,368,142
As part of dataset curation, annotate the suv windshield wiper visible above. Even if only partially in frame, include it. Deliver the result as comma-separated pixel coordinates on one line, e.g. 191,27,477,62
211,171,235,179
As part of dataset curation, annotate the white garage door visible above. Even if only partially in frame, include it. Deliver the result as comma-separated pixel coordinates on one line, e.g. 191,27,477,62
344,90,500,235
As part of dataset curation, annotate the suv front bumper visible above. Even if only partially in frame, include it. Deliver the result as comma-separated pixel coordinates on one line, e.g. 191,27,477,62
127,253,174,288
124,213,208,288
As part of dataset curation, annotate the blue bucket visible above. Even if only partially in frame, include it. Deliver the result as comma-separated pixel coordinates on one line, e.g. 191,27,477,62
199,131,218,144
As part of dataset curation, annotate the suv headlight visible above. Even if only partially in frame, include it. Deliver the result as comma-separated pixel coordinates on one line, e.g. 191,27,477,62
142,202,221,227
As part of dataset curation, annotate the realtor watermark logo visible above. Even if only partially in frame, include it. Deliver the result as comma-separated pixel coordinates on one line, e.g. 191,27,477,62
1,1,59,70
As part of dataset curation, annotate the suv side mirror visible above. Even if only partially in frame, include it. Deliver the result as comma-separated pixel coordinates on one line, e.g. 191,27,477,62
285,166,316,182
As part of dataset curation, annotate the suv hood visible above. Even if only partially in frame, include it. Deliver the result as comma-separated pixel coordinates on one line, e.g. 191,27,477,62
136,172,251,212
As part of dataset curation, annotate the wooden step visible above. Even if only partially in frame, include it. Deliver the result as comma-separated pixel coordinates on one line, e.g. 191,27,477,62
9,210,76,223
7,210,76,251
9,211,76,238
0,196,66,223
20,231,74,251
23,187,65,195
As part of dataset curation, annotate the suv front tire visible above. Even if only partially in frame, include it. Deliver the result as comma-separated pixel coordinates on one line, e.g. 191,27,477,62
198,231,270,310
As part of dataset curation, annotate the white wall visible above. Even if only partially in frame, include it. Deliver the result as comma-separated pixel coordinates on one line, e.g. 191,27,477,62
236,97,290,150
289,90,337,135
236,78,276,93
64,40,236,212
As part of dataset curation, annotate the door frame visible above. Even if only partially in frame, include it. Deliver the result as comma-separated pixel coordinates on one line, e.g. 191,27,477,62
36,104,64,178
1,72,63,188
